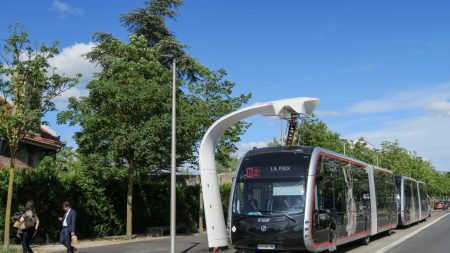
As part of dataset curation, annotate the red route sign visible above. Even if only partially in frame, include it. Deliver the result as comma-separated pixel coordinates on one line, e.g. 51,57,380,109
245,167,260,179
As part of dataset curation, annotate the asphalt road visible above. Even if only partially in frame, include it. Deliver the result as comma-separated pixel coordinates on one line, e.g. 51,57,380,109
50,211,449,253
386,213,450,253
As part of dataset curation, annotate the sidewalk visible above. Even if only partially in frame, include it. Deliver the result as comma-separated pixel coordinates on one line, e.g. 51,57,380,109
33,234,173,253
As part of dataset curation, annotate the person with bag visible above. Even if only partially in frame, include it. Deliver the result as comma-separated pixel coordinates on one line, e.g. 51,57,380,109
18,200,39,253
59,201,77,253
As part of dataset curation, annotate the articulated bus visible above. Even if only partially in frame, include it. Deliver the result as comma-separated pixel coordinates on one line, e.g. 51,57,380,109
228,146,399,252
395,176,431,226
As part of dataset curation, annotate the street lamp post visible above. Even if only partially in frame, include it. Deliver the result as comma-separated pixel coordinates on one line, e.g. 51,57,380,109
161,54,177,253
340,139,347,156
170,57,177,253
364,140,379,166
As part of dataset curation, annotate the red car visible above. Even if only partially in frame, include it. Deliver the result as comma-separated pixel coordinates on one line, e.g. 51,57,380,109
434,201,447,210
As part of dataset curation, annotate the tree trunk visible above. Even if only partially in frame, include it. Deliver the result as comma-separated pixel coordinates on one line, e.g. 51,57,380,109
126,160,135,238
3,153,16,246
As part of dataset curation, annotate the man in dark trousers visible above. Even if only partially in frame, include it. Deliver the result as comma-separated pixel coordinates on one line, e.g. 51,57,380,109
59,201,77,253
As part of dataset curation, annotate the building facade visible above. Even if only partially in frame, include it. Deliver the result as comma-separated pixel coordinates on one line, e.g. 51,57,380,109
0,125,63,168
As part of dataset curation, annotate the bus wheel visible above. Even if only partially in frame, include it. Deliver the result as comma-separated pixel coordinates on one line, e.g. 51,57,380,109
386,229,393,236
362,236,370,245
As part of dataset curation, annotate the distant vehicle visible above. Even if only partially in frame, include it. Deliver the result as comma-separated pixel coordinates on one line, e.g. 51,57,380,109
434,201,447,210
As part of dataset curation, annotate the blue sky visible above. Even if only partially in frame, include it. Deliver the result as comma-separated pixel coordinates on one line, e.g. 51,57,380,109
1,1,450,170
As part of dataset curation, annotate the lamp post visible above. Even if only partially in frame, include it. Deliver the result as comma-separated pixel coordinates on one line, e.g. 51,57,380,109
170,57,176,253
364,140,379,166
340,139,347,156
162,54,177,253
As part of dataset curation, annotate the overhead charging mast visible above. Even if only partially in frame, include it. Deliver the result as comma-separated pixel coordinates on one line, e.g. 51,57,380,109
198,97,320,251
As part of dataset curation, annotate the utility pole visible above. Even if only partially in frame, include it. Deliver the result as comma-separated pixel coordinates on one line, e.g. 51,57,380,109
170,57,177,253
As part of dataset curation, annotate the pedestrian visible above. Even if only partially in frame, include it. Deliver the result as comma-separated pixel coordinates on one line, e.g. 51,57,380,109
18,200,39,253
59,201,77,253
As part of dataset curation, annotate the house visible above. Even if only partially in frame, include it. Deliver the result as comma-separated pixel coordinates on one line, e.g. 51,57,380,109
0,125,63,168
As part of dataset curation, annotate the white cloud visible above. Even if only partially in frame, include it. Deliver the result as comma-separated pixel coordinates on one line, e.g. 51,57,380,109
344,115,450,171
426,100,450,117
54,86,88,110
49,42,99,82
348,82,450,114
315,110,346,117
320,81,450,171
49,42,98,110
237,140,270,156
51,0,83,16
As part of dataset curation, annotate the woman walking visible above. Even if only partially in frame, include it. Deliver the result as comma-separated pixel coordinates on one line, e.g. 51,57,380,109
19,200,39,253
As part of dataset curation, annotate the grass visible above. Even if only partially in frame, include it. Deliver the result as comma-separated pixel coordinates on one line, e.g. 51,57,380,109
0,245,19,253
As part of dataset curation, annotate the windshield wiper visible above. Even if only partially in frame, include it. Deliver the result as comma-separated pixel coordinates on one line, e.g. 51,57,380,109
271,211,296,222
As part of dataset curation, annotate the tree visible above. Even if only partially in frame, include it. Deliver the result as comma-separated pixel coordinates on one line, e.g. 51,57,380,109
121,0,252,167
59,34,174,237
59,35,250,237
0,27,79,246
296,118,343,152
346,138,379,165
60,0,251,237
120,0,200,81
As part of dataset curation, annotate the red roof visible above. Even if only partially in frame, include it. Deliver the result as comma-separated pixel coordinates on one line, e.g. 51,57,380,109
23,126,63,149
24,135,63,149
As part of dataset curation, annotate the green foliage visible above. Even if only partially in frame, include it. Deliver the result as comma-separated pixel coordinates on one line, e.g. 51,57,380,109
59,34,175,171
0,245,16,253
296,118,344,153
0,25,79,154
120,0,198,81
58,0,251,236
216,155,240,174
0,155,122,243
119,0,252,168
220,183,232,219
0,25,80,245
0,153,202,242
295,118,450,197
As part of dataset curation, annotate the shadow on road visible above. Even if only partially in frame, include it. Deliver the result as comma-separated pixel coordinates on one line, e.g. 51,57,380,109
181,242,201,253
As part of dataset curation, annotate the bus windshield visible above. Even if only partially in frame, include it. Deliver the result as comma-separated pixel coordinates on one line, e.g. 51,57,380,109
233,152,310,216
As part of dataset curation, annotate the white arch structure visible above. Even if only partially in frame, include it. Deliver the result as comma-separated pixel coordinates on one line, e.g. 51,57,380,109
199,97,320,250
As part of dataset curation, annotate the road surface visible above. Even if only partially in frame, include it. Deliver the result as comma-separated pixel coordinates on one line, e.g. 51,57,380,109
386,212,450,253
47,211,448,253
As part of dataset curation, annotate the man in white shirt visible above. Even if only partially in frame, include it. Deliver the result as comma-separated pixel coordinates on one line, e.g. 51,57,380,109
59,201,77,253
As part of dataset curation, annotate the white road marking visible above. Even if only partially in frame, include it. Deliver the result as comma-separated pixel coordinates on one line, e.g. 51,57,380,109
374,213,450,253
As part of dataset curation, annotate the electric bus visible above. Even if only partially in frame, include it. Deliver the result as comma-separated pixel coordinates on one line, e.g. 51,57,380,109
228,146,398,252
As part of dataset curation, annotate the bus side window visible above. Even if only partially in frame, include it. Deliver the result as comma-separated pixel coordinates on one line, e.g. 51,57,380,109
316,155,346,213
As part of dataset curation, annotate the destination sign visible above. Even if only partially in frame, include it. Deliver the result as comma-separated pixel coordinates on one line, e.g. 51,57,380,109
238,152,310,180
